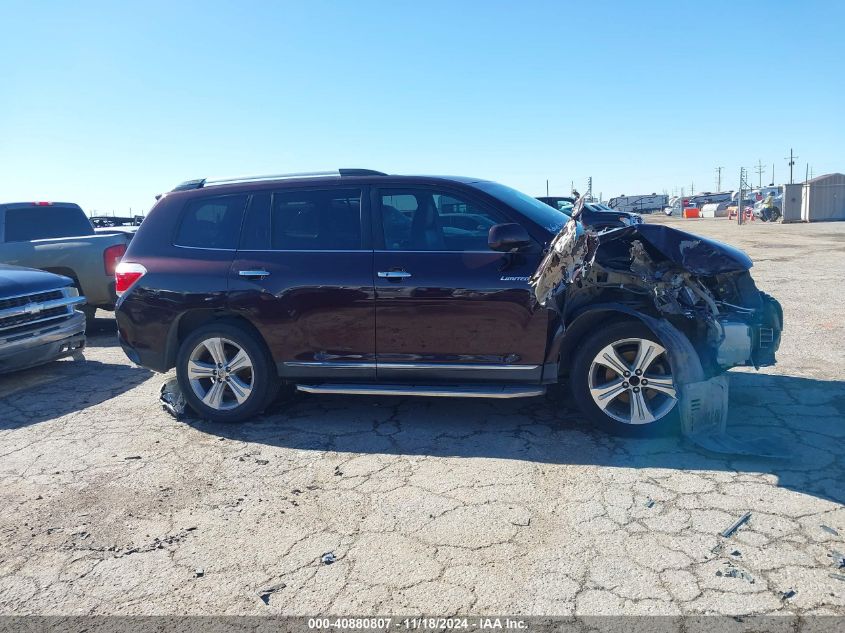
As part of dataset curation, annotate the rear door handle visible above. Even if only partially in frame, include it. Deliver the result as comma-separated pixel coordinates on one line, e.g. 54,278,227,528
377,271,412,279
238,269,271,279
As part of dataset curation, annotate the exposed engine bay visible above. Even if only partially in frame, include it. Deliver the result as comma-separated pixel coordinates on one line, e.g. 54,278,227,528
530,198,782,375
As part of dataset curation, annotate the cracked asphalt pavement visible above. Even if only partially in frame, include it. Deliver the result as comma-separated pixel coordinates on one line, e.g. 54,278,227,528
0,218,843,617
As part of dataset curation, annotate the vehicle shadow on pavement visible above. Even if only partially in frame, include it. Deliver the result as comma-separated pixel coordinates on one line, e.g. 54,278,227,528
0,358,150,429
84,317,120,345
186,372,845,505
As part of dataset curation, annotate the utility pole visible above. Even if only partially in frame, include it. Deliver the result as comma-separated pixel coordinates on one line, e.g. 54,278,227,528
754,159,766,188
737,167,745,226
805,163,809,183
586,176,593,200
785,149,797,184
770,164,774,186
690,181,695,196
546,179,549,196
715,166,724,192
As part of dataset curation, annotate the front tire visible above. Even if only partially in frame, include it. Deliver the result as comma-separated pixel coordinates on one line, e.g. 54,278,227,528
176,322,277,423
570,321,679,436
81,305,98,328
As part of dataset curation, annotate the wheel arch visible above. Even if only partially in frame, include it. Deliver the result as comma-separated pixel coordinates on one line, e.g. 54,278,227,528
42,266,80,286
164,309,271,372
549,304,706,385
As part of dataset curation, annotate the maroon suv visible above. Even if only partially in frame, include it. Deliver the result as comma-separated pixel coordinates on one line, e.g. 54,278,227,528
115,169,782,433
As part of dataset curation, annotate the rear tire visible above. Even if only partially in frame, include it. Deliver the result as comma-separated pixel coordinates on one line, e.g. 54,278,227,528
176,322,277,423
570,321,680,436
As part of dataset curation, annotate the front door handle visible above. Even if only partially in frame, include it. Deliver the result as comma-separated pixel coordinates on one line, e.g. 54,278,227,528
377,271,412,279
238,269,271,279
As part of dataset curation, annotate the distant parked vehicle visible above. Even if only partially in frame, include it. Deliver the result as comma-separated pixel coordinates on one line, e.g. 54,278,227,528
536,197,643,230
90,215,144,228
753,194,783,221
607,194,668,214
0,202,131,325
664,192,734,216
0,265,86,373
689,192,732,207
89,215,143,238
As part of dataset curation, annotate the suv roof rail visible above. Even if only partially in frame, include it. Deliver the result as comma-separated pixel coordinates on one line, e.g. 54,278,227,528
170,168,387,192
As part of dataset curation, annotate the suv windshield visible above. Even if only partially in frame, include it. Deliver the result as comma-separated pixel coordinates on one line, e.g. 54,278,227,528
472,182,569,233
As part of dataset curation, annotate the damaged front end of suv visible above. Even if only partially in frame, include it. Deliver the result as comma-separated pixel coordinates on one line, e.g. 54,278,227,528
532,200,783,451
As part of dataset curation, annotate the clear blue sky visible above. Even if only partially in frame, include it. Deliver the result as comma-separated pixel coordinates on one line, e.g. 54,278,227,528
1,0,843,213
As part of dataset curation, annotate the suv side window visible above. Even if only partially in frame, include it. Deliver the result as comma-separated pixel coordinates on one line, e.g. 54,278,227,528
380,189,508,251
175,194,247,250
271,189,362,250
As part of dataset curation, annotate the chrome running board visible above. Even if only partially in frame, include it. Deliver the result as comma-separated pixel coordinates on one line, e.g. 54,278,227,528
295,383,546,399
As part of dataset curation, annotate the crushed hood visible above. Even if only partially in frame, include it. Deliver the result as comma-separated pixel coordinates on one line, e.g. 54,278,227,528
599,224,752,275
530,208,754,310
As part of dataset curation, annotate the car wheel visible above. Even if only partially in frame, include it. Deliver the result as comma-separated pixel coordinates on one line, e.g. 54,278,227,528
176,322,277,423
570,321,679,435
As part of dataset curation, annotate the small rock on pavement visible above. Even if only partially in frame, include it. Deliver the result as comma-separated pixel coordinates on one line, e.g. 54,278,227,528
258,583,286,605
781,589,797,600
194,568,204,577
320,552,336,565
820,525,840,536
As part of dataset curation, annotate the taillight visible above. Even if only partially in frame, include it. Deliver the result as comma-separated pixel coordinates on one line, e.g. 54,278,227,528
32,201,53,206
103,243,127,276
115,262,146,296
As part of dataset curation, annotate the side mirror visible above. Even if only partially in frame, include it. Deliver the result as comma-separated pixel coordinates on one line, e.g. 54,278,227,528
488,223,532,252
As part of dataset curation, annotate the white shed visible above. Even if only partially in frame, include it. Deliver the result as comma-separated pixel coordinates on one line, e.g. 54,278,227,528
801,173,845,222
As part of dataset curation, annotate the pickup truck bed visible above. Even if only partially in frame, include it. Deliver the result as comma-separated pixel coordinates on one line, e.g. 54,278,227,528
0,202,130,315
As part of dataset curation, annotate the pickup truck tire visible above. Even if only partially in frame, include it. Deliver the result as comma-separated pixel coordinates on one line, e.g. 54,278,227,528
176,322,277,423
570,321,679,436
81,304,98,326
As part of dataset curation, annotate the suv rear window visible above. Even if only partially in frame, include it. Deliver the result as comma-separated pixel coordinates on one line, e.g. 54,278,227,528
271,189,362,250
4,206,94,242
174,195,247,250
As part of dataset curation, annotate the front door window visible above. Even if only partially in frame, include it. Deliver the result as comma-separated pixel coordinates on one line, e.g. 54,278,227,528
380,190,507,252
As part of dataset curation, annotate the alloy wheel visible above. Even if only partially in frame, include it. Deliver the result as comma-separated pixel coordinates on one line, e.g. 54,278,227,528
587,337,677,425
187,337,255,411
